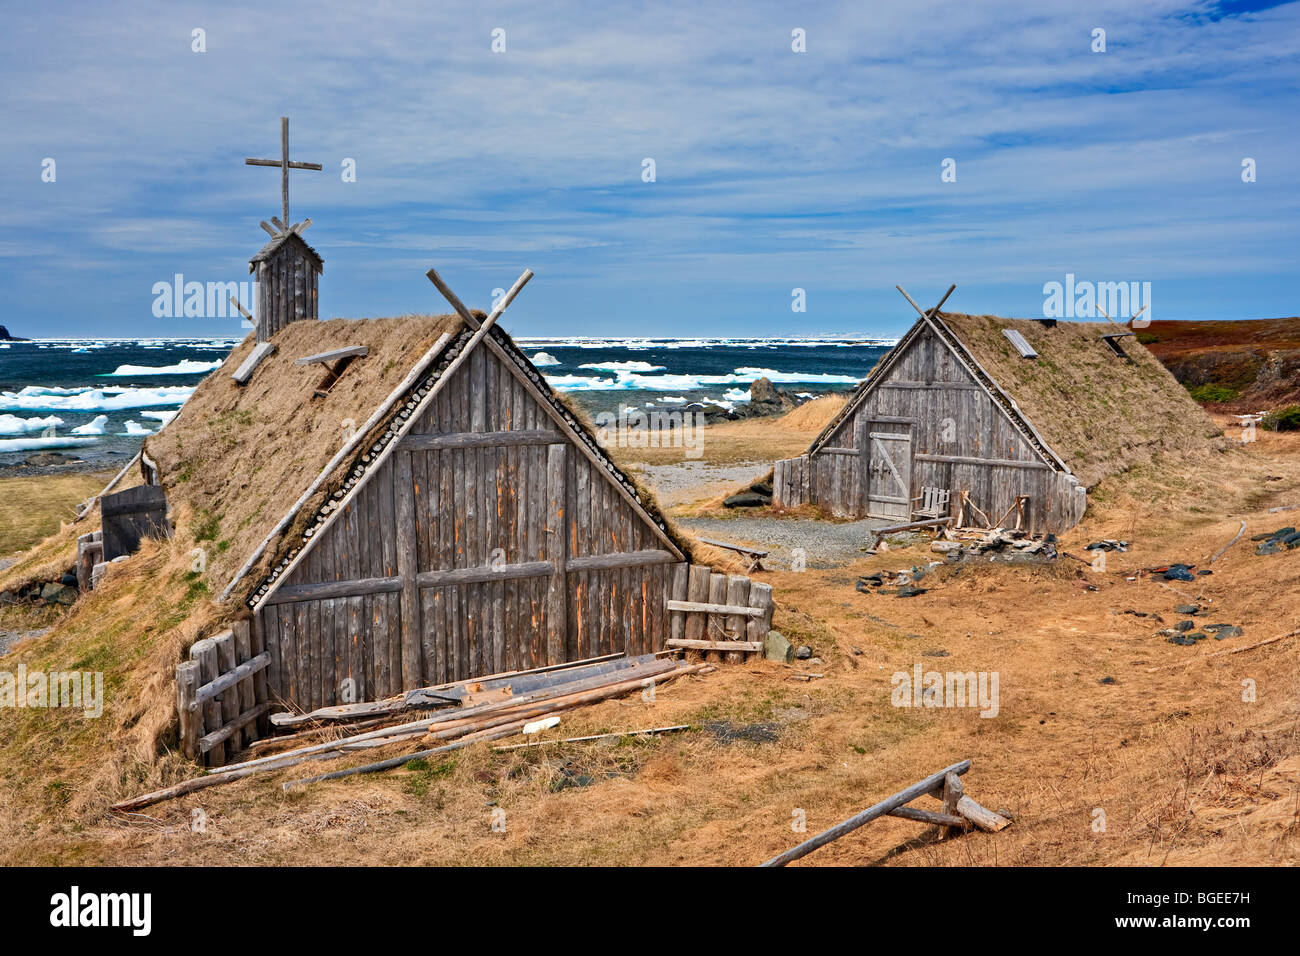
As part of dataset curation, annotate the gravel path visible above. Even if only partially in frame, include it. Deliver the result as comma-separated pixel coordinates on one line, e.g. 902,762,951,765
630,461,770,508
0,628,49,656
676,515,890,569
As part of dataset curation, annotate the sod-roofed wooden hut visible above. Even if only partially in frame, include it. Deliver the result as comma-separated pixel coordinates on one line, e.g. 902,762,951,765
144,305,698,714
774,310,1227,533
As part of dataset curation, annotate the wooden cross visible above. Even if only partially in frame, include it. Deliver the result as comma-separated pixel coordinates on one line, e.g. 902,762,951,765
244,116,322,233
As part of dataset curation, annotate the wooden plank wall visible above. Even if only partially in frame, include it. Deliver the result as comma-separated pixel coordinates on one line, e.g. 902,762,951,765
255,343,683,711
805,325,1083,533
256,243,320,342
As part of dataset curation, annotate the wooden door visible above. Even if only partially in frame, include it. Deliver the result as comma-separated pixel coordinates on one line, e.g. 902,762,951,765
864,424,912,520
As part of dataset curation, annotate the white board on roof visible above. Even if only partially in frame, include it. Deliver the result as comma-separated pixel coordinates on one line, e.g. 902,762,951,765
1002,328,1038,358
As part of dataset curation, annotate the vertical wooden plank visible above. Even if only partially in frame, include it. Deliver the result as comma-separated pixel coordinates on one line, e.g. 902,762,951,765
706,573,728,664
192,639,224,766
371,591,390,698
684,564,711,646
214,631,242,753
295,601,311,711
232,620,257,747
259,607,281,709
249,613,272,734
278,605,296,708
545,443,567,665
175,661,201,761
725,575,751,665
348,596,365,703
395,450,421,691
669,563,688,646
747,582,774,647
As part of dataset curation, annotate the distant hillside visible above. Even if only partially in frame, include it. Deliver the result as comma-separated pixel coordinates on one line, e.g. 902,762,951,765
1138,318,1300,411
0,325,25,341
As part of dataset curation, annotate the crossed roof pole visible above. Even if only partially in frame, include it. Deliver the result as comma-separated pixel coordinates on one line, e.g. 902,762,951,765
425,266,534,346
896,284,957,324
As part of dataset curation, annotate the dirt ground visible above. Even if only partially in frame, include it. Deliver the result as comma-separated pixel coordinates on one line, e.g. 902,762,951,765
0,399,1297,866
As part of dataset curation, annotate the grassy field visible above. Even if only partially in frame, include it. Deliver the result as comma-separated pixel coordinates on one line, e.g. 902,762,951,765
0,472,112,559
0,403,1297,866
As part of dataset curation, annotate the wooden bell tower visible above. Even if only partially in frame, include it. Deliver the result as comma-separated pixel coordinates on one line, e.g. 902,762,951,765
244,116,324,342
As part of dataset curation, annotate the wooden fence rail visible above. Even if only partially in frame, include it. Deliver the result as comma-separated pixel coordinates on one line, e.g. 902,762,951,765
176,619,274,766
666,563,772,662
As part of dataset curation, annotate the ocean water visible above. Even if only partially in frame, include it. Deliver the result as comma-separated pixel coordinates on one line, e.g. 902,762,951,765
0,335,892,467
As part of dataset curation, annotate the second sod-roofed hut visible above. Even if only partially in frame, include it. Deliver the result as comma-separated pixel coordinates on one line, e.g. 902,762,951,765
774,311,1228,533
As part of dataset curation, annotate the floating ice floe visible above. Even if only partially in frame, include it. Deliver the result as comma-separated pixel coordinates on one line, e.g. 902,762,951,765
72,415,109,435
577,360,668,373
0,436,98,453
0,385,194,412
0,414,64,435
121,421,153,436
105,359,222,376
538,366,859,392
530,351,561,367
141,410,179,425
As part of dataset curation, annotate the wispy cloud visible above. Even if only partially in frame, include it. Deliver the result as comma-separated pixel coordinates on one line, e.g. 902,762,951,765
1,0,1297,335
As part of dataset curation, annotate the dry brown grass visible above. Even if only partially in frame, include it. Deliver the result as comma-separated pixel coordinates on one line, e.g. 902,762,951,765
941,313,1229,487
0,410,1297,867
144,316,462,601
0,471,113,561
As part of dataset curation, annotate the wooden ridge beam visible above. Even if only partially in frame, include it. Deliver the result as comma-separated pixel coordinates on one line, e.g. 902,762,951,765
399,428,562,451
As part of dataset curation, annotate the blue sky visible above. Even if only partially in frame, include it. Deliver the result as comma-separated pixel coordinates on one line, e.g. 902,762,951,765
1,0,1297,338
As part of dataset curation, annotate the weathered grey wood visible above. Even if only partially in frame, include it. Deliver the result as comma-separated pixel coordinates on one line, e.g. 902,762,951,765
746,582,774,645
231,621,257,748
706,573,728,664
416,561,553,589
265,576,403,605
666,638,762,652
684,565,711,644
175,661,201,760
725,575,752,664
191,639,224,766
293,345,369,366
666,600,765,617
668,563,688,644
914,453,1051,470
760,760,972,866
232,341,277,385
100,485,169,561
401,429,561,451
888,805,968,828
194,651,272,706
199,703,276,754
213,631,242,752
940,770,964,839
956,795,1012,832
395,450,421,691
546,443,567,665
564,550,675,572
